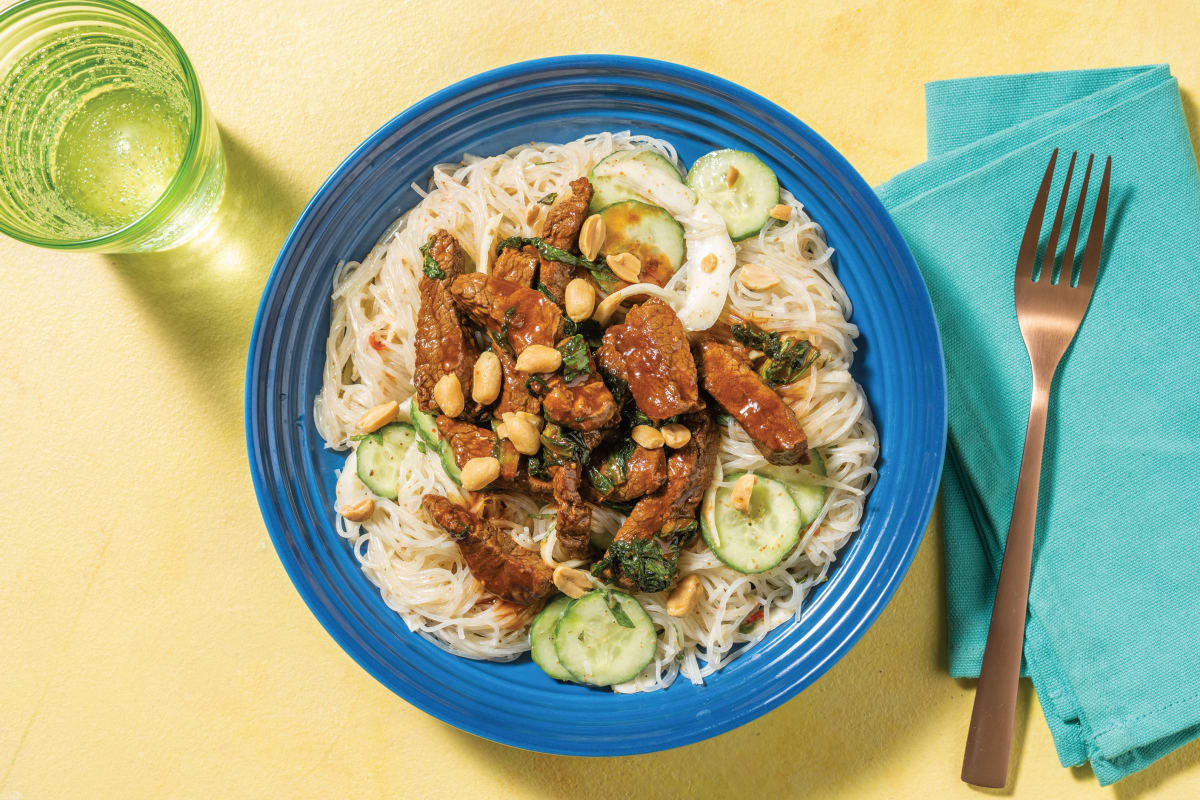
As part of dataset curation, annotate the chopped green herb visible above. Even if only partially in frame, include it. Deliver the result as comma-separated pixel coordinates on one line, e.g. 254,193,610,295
715,412,735,426
592,537,677,593
537,192,557,205
558,334,591,382
629,408,679,428
419,237,446,279
563,317,604,346
497,307,517,352
731,323,821,387
588,468,616,496
495,235,618,287
601,587,635,628
535,282,558,304
525,374,549,395
415,441,427,455
489,331,514,358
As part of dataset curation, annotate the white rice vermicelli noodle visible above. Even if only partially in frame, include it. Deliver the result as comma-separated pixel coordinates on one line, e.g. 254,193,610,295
313,132,878,690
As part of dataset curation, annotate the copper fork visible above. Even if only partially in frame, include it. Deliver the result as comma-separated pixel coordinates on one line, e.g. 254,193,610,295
961,149,1112,788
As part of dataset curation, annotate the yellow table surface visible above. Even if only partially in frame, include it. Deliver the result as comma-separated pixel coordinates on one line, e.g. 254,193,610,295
3,1,1198,797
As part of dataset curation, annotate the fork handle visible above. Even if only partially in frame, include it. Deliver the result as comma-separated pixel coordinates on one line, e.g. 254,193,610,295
961,378,1051,788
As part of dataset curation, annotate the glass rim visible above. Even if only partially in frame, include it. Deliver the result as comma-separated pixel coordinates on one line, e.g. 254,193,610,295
0,0,208,249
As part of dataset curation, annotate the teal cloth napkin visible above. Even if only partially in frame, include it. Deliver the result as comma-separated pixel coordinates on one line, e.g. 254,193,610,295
875,65,1200,785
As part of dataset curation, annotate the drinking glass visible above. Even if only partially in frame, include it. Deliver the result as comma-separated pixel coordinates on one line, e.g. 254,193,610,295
0,0,225,252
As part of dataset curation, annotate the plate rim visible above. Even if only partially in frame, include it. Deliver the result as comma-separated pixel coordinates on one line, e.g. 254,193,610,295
244,54,947,756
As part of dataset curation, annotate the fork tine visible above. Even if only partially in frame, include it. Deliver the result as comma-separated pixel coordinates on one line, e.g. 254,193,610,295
1059,154,1094,285
1076,156,1112,290
1016,149,1058,283
1043,151,1077,283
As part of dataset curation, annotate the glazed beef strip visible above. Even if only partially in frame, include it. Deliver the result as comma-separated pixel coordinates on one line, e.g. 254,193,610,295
493,244,539,287
492,343,541,420
449,272,563,352
422,494,554,606
697,339,810,466
583,442,667,504
598,411,718,591
414,231,480,415
609,298,702,422
539,337,619,432
536,177,593,303
551,462,593,560
434,416,520,484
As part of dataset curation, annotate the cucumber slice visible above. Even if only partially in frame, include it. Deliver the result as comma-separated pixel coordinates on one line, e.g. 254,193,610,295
354,422,416,500
410,405,440,449
589,149,684,212
530,595,575,681
409,405,462,485
554,590,657,686
701,472,801,573
380,422,416,455
686,149,780,240
438,441,463,485
758,450,828,526
597,200,685,287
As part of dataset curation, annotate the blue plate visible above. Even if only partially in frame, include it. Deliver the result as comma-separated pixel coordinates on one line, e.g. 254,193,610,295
246,55,946,755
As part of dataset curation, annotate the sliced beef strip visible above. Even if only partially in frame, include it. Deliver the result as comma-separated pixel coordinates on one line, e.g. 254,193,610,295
611,410,718,546
551,462,593,561
596,411,717,592
697,338,810,466
414,231,480,415
583,442,667,504
536,177,593,303
435,416,520,484
422,494,554,606
613,298,702,422
493,244,539,288
449,273,563,352
539,338,619,432
492,343,541,420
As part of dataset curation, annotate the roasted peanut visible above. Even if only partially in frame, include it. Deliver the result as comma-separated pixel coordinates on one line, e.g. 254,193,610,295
632,424,665,450
661,423,692,448
731,473,757,513
340,497,375,522
515,411,544,431
433,373,465,417
667,574,703,617
505,415,541,455
578,214,606,261
606,252,642,283
738,263,780,292
769,203,793,221
460,457,501,491
701,253,718,273
357,400,399,433
564,277,596,322
592,291,624,325
725,165,740,186
472,351,501,405
515,344,562,373
552,565,592,599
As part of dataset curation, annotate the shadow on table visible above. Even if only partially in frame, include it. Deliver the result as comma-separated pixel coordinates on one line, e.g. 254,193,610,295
1110,738,1200,800
1179,87,1200,166
104,129,308,423
451,506,970,799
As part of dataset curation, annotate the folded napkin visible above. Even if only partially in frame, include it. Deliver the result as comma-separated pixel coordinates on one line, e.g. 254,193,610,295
875,66,1200,785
